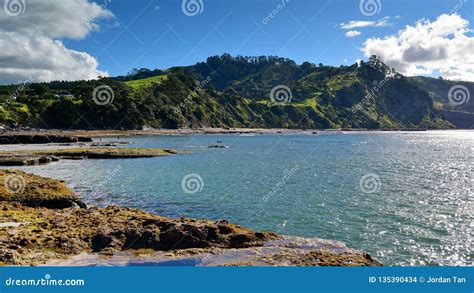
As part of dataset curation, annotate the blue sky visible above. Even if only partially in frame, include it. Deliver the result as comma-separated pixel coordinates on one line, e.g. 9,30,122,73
0,0,473,84
66,0,472,76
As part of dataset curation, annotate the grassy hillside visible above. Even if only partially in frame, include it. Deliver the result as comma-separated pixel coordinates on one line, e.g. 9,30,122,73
125,75,167,90
0,55,461,130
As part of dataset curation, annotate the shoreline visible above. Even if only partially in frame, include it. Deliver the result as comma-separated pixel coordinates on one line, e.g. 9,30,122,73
0,147,183,166
1,127,471,141
0,169,382,267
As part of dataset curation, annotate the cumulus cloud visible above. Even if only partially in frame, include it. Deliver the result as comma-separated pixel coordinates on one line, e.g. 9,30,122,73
0,0,113,84
345,30,361,37
340,17,391,30
0,32,105,84
362,14,474,81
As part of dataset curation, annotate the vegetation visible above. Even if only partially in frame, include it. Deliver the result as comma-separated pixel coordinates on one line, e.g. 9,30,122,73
125,74,167,90
0,54,466,130
409,76,474,128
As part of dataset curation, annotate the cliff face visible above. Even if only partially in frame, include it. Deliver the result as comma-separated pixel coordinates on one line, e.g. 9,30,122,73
0,170,381,266
409,76,474,128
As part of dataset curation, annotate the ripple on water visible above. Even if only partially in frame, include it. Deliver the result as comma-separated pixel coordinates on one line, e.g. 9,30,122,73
9,130,474,266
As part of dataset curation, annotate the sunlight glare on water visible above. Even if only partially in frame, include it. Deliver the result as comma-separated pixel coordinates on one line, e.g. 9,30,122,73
10,130,473,266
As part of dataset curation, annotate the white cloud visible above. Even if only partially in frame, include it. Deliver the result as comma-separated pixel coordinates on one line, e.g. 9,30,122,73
362,14,474,81
0,0,113,84
0,32,107,84
340,17,390,29
345,30,361,37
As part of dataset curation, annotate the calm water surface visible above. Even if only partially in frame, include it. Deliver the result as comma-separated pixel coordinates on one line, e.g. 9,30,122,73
10,130,473,266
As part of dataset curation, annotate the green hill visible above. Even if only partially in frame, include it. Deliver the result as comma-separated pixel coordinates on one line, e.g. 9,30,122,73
125,75,167,90
0,54,466,130
408,76,474,128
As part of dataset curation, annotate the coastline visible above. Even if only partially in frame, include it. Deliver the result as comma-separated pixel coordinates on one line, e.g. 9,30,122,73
0,147,184,166
1,127,469,141
0,169,381,267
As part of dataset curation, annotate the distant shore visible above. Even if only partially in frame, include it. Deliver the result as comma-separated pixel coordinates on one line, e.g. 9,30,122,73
1,126,463,139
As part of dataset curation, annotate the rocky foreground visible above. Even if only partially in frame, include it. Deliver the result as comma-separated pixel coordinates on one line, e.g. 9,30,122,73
0,169,382,266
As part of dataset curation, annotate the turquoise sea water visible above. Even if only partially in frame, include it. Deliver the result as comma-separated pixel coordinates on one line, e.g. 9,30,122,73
11,130,473,266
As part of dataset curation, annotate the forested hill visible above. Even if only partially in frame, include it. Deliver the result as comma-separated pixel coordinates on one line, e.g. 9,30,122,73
0,54,471,130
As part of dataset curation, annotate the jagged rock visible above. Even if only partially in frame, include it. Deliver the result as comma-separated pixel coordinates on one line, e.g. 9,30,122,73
0,169,85,209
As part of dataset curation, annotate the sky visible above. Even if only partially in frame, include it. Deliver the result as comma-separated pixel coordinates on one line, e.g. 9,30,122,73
0,0,473,84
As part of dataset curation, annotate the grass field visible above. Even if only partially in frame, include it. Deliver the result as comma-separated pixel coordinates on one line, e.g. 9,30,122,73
125,75,167,90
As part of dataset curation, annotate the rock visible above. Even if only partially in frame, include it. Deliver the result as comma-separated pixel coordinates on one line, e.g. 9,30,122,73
0,169,82,209
0,148,183,166
0,134,88,145
0,250,20,264
0,171,381,267
0,199,278,265
38,156,52,164
77,136,92,142
229,234,255,248
91,233,115,252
